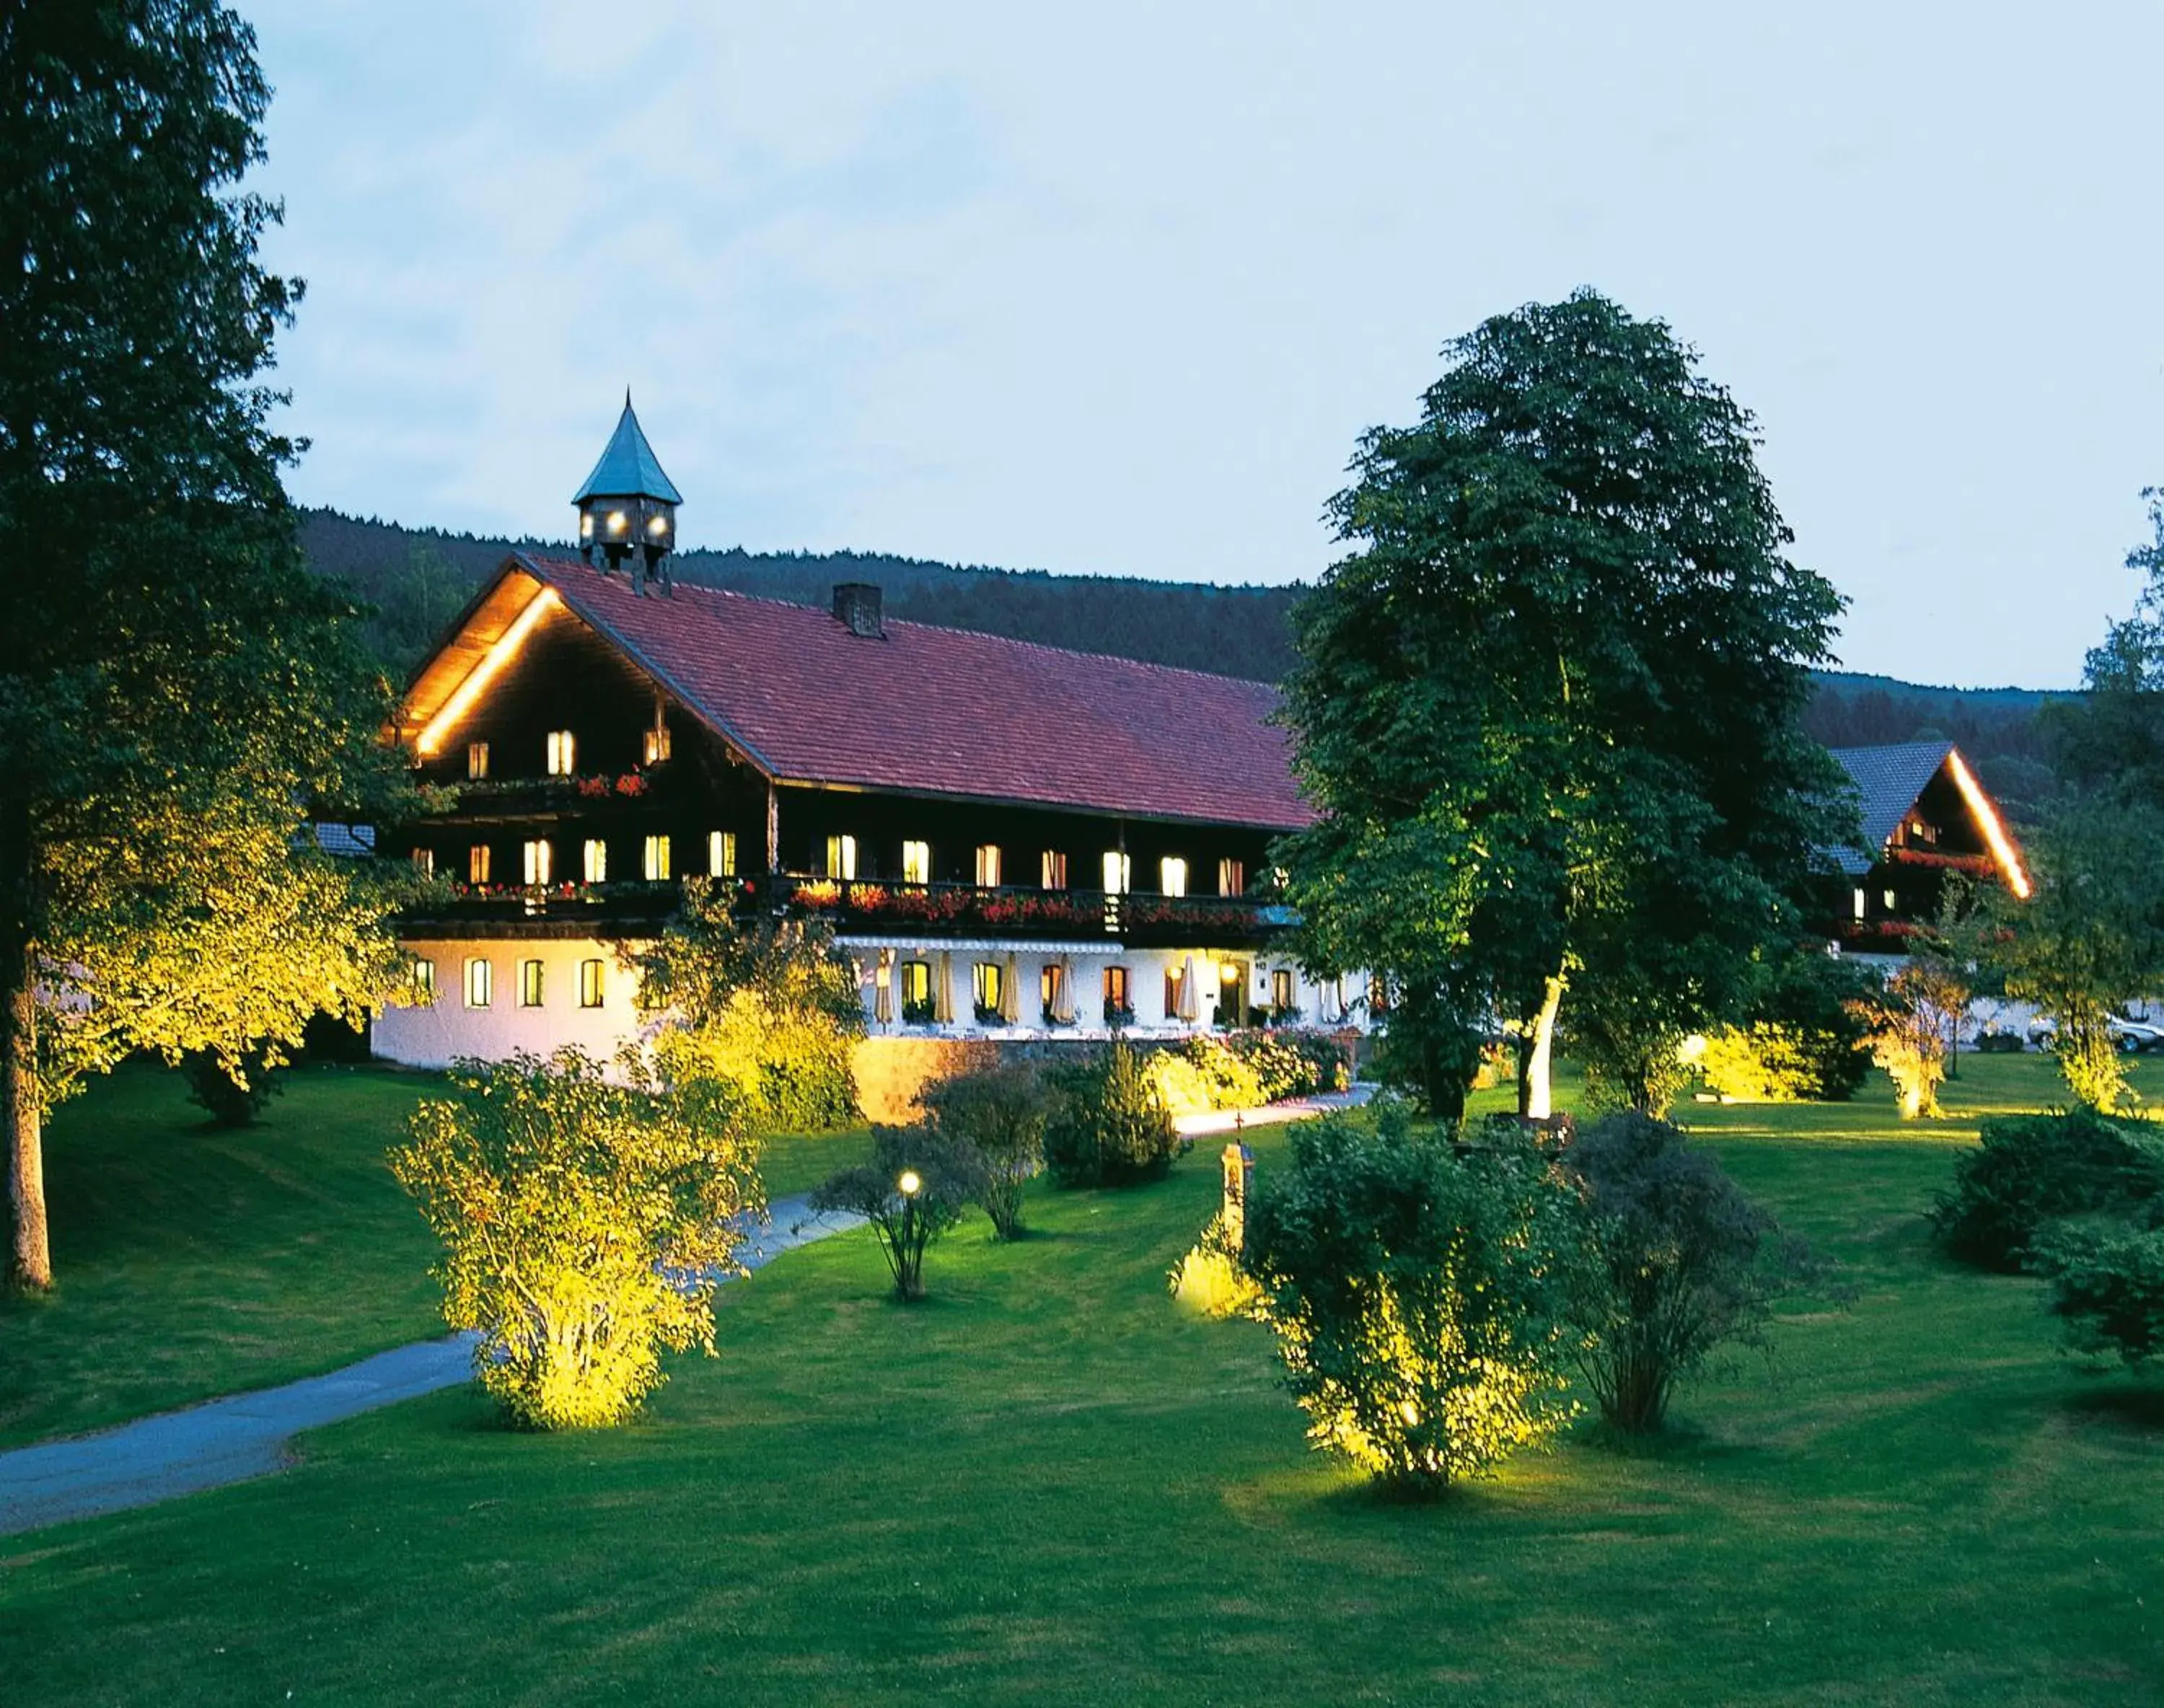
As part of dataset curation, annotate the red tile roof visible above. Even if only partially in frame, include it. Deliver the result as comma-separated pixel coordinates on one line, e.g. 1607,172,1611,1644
513,553,1314,830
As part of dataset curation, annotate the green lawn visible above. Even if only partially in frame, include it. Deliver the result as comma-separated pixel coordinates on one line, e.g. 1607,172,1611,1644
4,1052,2161,1703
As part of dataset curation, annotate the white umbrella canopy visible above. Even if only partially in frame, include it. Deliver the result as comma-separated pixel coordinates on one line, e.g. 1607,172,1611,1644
1001,951,1021,1023
874,947,894,1025
1178,954,1199,1022
934,950,954,1025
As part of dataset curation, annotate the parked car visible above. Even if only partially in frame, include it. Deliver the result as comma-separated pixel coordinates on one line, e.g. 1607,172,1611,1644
2026,1015,2164,1054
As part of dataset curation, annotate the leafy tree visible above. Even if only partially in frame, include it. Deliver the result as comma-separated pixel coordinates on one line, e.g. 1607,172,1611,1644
1562,1111,1816,1432
1241,1109,1582,1495
390,1049,762,1430
1276,290,1851,1124
809,1124,980,1300
1042,1038,1180,1187
633,878,864,1132
1,3,413,1289
921,1061,1047,1240
2044,488,2164,801
1846,959,1964,1119
1983,803,2164,1111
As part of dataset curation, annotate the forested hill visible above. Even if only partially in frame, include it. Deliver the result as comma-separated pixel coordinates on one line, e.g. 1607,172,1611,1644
306,507,2068,816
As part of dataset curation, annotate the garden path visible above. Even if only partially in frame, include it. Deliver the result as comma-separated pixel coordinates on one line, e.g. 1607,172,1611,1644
0,1194,863,1538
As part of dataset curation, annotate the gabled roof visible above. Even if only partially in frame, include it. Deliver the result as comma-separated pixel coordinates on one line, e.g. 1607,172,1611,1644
1829,741,1956,873
407,554,1314,832
571,397,682,504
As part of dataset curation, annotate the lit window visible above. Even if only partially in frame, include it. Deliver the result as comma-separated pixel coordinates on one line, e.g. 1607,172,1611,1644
902,840,931,884
643,725,672,765
583,839,607,884
1883,888,1897,912
410,956,436,999
972,961,1003,1020
467,741,489,780
546,730,576,775
826,835,858,880
464,956,492,1009
900,959,933,1023
975,845,1002,887
468,844,491,884
522,838,553,886
1853,887,1868,921
1218,858,1244,897
1159,856,1188,897
579,959,605,1008
1042,850,1068,890
519,959,544,1008
1272,969,1295,1013
710,830,736,878
644,835,672,881
1101,850,1131,894
410,848,434,878
1164,966,1183,1016
1102,964,1131,1023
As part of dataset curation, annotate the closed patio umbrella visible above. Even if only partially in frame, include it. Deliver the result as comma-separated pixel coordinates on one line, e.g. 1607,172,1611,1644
1001,951,1021,1024
874,947,894,1026
934,950,954,1026
1178,954,1200,1022
1051,956,1074,1024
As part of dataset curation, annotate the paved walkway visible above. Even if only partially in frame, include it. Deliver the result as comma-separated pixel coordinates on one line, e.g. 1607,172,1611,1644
0,1194,863,1538
1171,1082,1373,1139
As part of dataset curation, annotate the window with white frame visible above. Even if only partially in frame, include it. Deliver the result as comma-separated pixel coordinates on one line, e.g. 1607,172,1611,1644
410,956,436,999
582,838,607,884
545,729,576,775
1101,850,1131,894
972,960,1003,1020
463,956,492,1008
1042,850,1068,890
522,838,552,886
901,840,931,884
710,830,736,878
519,959,544,1008
1159,855,1188,897
975,844,1002,887
644,835,672,881
578,959,605,1009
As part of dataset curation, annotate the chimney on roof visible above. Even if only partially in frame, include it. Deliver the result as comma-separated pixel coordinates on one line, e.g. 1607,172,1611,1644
832,582,884,639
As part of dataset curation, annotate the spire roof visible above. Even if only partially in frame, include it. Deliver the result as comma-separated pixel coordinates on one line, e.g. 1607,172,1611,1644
571,393,682,505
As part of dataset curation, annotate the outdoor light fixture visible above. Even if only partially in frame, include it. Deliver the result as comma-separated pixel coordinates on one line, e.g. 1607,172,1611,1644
898,1169,923,1197
1219,961,1239,986
415,587,560,755
1946,749,2032,899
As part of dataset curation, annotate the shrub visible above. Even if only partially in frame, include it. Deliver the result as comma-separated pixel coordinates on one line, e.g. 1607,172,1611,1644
181,1043,283,1127
1561,1111,1816,1433
2037,1219,2164,1365
390,1049,760,1430
1697,1024,1819,1104
1738,947,1875,1101
1168,1210,1261,1319
1042,1039,1181,1187
1242,1108,1582,1494
921,1061,1048,1239
1932,1109,2164,1272
809,1124,980,1299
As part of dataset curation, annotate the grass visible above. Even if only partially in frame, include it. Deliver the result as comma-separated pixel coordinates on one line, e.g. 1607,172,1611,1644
4,1052,2162,1702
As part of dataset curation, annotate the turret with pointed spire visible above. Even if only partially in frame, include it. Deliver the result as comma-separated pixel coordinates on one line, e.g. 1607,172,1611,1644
573,392,682,594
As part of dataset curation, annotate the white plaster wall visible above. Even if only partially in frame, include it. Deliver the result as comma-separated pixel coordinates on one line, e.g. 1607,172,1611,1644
374,936,651,1069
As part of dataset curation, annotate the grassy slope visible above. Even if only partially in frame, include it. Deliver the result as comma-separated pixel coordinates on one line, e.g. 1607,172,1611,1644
4,1053,2161,1704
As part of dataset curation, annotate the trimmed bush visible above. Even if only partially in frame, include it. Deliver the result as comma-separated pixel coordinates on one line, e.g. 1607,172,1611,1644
1042,1039,1182,1188
1697,1024,1818,1104
921,1062,1047,1240
181,1044,283,1127
1243,1109,1582,1494
1932,1109,2164,1272
2038,1218,2164,1365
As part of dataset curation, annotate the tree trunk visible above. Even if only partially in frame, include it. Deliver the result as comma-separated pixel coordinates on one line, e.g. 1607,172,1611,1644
1521,972,1567,1121
1,798,48,1289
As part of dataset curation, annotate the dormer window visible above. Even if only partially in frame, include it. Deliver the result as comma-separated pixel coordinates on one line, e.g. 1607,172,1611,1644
976,845,1002,887
1159,856,1188,897
546,730,576,775
467,741,489,780
902,840,931,884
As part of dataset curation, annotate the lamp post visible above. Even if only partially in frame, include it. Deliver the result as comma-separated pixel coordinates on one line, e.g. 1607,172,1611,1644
896,1168,923,1298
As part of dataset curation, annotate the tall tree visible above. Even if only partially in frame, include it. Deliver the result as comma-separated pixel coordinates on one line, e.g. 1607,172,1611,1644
1,3,408,1287
1277,290,1851,1119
